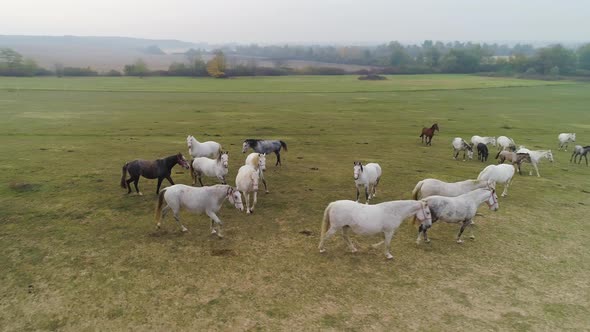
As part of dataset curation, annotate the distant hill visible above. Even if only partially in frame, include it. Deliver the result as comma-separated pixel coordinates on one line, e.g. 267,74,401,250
0,35,208,71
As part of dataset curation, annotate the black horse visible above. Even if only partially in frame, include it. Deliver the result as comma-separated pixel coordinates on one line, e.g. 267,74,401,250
477,143,489,162
120,153,190,195
242,139,288,166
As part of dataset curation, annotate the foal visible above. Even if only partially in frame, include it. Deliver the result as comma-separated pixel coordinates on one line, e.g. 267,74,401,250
420,123,439,146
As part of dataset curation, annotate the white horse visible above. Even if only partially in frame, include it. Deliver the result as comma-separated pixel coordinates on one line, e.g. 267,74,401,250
236,165,259,214
318,200,432,259
515,147,554,177
412,178,495,200
452,137,474,161
471,135,496,147
477,164,515,197
353,161,382,204
496,136,516,151
245,153,268,193
187,135,222,158
558,133,576,151
154,184,243,236
418,188,498,244
190,151,229,186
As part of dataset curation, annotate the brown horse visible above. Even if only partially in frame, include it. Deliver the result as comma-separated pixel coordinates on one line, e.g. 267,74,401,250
496,151,531,175
420,123,439,146
120,153,190,195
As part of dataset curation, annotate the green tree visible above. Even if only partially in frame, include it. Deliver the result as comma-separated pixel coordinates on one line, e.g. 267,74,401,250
533,45,576,74
577,43,590,70
124,59,149,77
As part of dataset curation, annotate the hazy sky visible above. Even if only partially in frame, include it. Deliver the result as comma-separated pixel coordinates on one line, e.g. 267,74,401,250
1,0,589,43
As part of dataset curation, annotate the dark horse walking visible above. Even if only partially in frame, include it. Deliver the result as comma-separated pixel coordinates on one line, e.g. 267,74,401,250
242,139,288,166
420,123,439,146
120,153,190,195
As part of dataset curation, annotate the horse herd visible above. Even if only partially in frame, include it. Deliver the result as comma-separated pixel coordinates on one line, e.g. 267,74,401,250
119,129,585,260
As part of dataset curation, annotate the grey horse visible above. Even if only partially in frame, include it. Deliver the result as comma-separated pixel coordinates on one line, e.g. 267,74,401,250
242,139,288,166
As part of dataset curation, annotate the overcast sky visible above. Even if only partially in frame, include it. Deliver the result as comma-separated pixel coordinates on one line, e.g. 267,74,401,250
1,0,588,44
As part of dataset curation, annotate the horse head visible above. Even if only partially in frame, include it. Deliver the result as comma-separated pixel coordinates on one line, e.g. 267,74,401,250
242,141,250,153
353,161,363,180
546,150,554,162
177,153,190,169
227,187,244,211
417,200,432,229
220,151,229,168
432,123,439,132
486,189,499,211
186,135,194,148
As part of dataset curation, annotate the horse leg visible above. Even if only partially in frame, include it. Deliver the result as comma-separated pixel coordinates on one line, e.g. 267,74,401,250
126,178,134,194
365,186,370,204
416,224,430,244
166,175,174,185
275,151,281,166
133,178,141,195
173,211,188,233
570,151,576,163
261,174,269,194
584,154,588,166
383,230,395,259
157,206,171,229
318,226,338,253
373,177,380,198
502,179,511,197
250,191,258,213
355,186,360,202
456,220,471,243
533,163,540,177
206,210,223,238
342,226,357,253
469,221,476,240
245,192,251,214
156,177,164,195
197,173,204,187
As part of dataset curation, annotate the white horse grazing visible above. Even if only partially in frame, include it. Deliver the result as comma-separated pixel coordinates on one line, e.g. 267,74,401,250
471,135,496,147
353,161,382,204
452,137,474,161
412,178,495,200
154,184,243,236
236,165,259,214
516,148,554,177
477,164,515,197
496,136,516,150
187,135,222,158
245,153,268,193
318,200,432,259
190,151,229,186
558,133,576,151
418,188,498,244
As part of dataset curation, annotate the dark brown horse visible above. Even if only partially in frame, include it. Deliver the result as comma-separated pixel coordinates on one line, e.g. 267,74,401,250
420,123,439,145
120,153,190,195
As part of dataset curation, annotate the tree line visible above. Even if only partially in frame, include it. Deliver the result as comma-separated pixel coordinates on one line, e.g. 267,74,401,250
2,41,590,78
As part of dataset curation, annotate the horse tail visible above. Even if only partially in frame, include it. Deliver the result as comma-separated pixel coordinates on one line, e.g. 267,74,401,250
411,180,424,200
280,140,288,152
154,188,167,226
189,159,196,184
120,163,128,189
495,150,501,160
319,203,332,247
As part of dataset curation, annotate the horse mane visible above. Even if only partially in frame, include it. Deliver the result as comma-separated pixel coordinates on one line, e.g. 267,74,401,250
244,139,260,146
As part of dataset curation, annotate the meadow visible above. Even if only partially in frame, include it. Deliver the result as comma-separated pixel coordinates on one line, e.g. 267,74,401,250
1,75,589,331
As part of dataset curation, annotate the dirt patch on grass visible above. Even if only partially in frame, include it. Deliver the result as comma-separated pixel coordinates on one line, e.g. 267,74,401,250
9,182,41,193
211,249,236,257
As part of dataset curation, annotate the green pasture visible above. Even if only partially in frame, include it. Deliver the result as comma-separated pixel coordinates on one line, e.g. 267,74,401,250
1,75,589,330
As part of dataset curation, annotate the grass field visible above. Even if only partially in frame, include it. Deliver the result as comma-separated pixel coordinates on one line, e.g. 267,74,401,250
1,75,589,331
